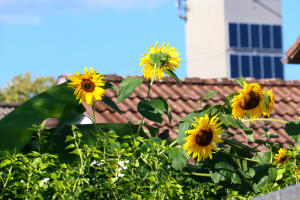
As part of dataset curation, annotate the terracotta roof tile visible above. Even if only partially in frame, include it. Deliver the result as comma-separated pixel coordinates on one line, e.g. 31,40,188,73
1,75,299,149
90,75,299,148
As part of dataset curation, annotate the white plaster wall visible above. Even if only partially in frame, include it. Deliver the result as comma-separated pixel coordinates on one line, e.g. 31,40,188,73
185,0,228,78
185,0,282,78
225,0,282,24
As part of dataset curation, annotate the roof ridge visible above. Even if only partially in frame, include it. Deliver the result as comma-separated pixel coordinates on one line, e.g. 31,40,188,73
103,74,300,86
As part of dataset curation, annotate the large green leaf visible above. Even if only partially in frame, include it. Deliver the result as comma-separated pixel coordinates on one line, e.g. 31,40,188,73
252,167,277,193
221,114,254,141
252,152,272,163
285,120,300,144
195,91,218,110
0,83,85,152
168,147,189,170
210,157,241,185
162,69,181,83
137,98,165,123
154,97,172,123
117,77,143,103
102,97,121,113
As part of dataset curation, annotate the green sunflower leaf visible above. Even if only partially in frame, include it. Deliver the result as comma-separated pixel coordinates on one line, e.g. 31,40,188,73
102,97,121,113
236,76,246,88
104,81,116,90
154,97,172,123
195,91,218,110
0,82,85,153
137,99,164,123
252,151,272,163
285,120,300,144
177,111,208,145
168,147,189,170
162,69,182,83
220,114,254,142
117,77,143,103
210,157,241,185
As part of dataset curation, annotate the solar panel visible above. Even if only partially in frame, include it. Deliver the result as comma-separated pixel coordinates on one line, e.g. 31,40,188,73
263,56,272,78
251,24,260,48
241,55,250,77
230,55,239,78
229,23,238,48
273,25,282,49
252,56,261,79
262,25,271,49
274,57,283,79
240,24,249,48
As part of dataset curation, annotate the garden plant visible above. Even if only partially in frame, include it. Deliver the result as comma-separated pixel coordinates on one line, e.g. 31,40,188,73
0,42,299,199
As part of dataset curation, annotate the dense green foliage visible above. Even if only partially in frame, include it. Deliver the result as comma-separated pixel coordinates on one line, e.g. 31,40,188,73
0,62,299,198
1,124,299,199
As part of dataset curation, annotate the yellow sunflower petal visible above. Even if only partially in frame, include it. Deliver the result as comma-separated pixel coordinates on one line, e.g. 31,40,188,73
68,67,106,105
183,115,223,162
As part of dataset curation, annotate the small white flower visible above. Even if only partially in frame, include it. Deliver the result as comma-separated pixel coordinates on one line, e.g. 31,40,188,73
90,159,104,167
117,160,129,177
43,178,50,183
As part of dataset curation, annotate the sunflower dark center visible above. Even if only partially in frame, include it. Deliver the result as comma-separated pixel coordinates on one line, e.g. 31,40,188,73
279,156,289,163
196,129,213,146
241,91,260,110
81,79,95,92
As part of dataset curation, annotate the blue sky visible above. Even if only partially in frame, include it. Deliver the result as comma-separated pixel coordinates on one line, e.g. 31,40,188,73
0,0,299,87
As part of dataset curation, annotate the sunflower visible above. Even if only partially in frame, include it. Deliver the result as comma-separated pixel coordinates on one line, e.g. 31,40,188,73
295,169,300,178
68,67,106,105
265,89,276,117
183,114,223,161
272,148,290,165
139,42,181,80
232,82,275,119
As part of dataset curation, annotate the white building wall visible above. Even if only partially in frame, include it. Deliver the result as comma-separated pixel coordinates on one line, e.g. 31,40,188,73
185,0,282,78
185,0,228,78
225,0,281,24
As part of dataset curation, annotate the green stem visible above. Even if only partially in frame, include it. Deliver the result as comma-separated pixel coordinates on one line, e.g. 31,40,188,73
184,172,211,177
222,138,258,153
3,165,12,189
137,64,157,134
169,140,177,147
92,103,96,124
242,118,288,124
223,152,259,163
73,131,84,175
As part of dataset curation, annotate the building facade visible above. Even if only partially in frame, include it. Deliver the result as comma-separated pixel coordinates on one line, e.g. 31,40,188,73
185,0,283,79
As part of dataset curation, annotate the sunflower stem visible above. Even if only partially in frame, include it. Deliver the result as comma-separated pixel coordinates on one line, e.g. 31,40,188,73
242,118,288,124
137,64,158,134
222,152,260,163
92,103,96,124
184,172,211,177
222,138,258,152
169,140,177,147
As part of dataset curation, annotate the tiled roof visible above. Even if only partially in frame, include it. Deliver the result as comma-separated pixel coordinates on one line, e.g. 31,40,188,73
285,36,300,64
1,75,299,148
0,103,19,119
83,75,299,148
